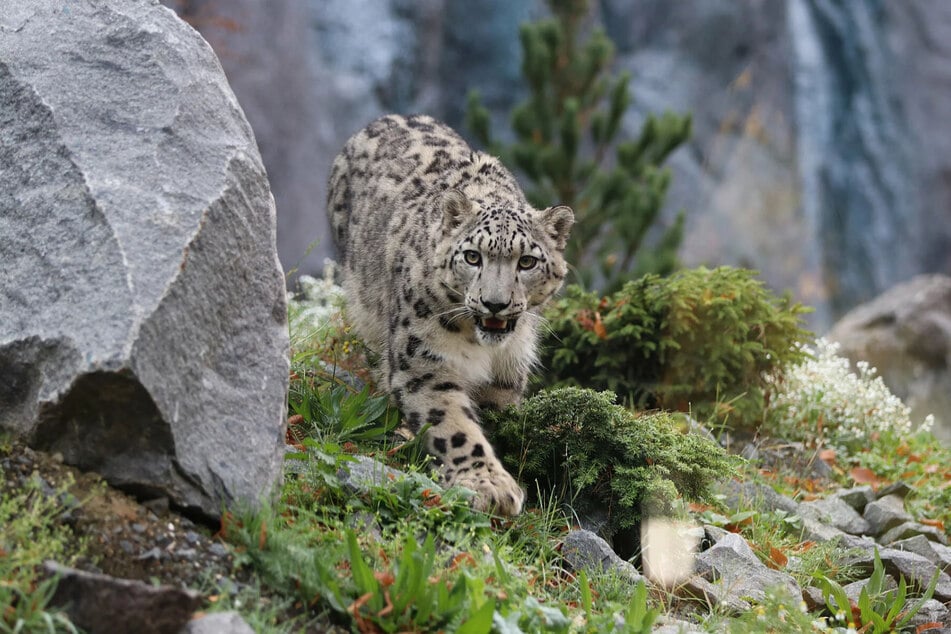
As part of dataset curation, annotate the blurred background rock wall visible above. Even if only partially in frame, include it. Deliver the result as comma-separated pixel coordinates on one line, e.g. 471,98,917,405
164,0,951,330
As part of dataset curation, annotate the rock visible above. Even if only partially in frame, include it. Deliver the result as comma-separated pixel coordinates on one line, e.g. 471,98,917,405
180,612,255,634
0,0,289,518
715,479,799,515
560,530,644,585
799,496,871,536
905,599,950,631
878,548,951,602
879,521,948,547
678,574,751,615
833,486,875,512
841,575,897,603
864,495,913,537
827,274,951,443
336,455,432,497
845,545,951,603
44,561,202,634
694,532,800,604
890,535,947,564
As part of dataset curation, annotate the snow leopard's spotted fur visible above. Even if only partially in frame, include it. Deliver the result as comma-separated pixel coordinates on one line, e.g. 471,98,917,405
327,114,574,515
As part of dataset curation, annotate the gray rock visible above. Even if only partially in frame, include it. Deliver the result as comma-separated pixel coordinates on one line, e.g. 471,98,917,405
879,521,949,547
905,599,950,631
678,574,752,615
180,612,255,634
337,455,431,496
560,529,644,584
841,575,897,603
715,479,799,515
864,494,913,536
878,548,951,602
0,0,289,519
799,495,872,536
833,486,874,512
828,274,951,443
890,535,945,563
694,532,800,603
931,541,951,574
44,561,202,634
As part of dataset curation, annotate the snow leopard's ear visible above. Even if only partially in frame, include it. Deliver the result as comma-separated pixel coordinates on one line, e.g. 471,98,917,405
541,205,574,250
440,189,474,232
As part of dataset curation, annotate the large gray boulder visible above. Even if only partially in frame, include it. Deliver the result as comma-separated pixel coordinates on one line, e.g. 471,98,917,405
0,0,289,517
827,274,951,443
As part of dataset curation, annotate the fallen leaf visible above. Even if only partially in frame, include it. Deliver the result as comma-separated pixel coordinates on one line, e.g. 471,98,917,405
849,466,886,487
917,623,944,633
920,518,945,531
767,546,788,569
818,448,836,464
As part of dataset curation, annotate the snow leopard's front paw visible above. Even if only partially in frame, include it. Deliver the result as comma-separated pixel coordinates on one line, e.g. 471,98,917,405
448,460,525,516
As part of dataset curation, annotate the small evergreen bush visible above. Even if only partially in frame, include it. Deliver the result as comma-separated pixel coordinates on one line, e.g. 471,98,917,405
466,0,690,290
485,387,738,537
538,266,812,428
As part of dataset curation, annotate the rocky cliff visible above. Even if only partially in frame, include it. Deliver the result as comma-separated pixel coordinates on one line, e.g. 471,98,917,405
169,0,951,328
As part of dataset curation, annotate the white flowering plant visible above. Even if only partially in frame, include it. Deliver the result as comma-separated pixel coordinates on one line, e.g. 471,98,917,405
764,338,934,454
287,260,368,383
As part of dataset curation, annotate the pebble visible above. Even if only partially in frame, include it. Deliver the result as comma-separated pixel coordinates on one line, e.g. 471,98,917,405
208,543,229,558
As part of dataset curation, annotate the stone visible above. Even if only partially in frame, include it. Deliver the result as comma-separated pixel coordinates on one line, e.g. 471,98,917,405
905,599,950,631
694,532,800,604
0,0,289,519
879,521,948,547
877,548,951,602
678,574,752,615
560,530,644,585
890,535,945,563
828,274,951,443
180,612,255,634
715,479,799,515
798,495,871,536
833,486,874,512
336,455,433,497
44,561,202,634
864,495,913,536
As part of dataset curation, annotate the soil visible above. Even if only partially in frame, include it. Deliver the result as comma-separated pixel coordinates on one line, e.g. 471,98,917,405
0,440,236,592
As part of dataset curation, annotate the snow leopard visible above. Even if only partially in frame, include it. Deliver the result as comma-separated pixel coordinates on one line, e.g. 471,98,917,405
327,114,574,515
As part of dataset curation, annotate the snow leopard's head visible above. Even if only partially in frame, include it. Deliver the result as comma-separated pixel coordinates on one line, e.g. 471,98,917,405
438,189,573,346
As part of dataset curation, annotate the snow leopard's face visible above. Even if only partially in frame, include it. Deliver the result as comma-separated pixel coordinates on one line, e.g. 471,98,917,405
439,191,573,346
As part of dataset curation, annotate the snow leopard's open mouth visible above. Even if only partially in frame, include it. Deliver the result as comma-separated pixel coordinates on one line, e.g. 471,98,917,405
476,316,517,334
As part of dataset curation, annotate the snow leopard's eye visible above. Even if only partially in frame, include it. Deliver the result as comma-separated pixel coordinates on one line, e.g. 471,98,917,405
463,250,482,266
517,255,538,270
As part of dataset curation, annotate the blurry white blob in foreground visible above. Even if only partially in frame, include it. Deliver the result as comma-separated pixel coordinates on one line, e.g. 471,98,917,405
641,517,701,587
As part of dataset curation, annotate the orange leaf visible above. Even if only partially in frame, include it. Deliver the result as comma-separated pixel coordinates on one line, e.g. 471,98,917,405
917,623,945,633
920,518,945,531
374,571,395,588
287,414,304,427
767,546,788,570
896,443,911,457
258,521,267,550
818,448,836,464
450,552,477,571
850,466,886,487
593,312,607,340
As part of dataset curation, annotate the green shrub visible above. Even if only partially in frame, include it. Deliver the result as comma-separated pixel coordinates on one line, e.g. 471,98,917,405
485,387,738,538
538,266,812,428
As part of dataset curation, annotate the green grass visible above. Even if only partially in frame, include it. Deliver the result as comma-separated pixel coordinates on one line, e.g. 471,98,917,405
0,465,83,633
252,293,951,633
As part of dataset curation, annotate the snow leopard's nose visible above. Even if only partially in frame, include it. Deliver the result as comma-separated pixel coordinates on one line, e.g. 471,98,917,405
482,299,510,315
